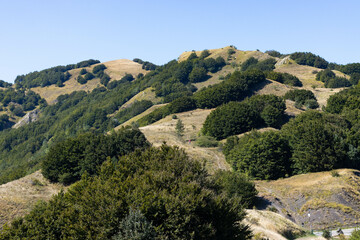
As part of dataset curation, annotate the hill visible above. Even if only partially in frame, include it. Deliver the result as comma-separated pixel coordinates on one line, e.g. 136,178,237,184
256,169,360,230
31,59,148,104
0,171,62,229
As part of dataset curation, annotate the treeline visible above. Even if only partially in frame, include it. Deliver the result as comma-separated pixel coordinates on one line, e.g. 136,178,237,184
0,145,256,239
114,100,153,125
0,80,12,88
316,69,351,88
290,52,328,69
14,59,100,88
202,94,286,140
133,58,157,70
137,69,266,126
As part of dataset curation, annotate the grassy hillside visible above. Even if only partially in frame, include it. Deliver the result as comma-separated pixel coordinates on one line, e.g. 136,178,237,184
31,59,148,104
0,171,62,229
256,169,360,230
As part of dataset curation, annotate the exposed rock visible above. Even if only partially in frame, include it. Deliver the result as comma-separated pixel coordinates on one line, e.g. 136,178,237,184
13,109,40,129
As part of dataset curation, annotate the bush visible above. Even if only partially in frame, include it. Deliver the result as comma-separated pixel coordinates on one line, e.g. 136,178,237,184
200,49,210,59
189,67,208,83
290,52,328,69
79,68,87,75
304,99,319,109
195,135,218,147
349,229,360,240
77,75,87,84
84,72,95,81
284,89,316,105
92,64,107,74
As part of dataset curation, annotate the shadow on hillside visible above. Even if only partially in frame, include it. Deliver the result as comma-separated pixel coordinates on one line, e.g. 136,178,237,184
255,196,272,210
250,79,273,92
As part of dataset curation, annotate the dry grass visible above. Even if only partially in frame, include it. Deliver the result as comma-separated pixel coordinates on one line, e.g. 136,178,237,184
0,171,63,229
135,108,230,173
31,59,147,104
244,209,305,240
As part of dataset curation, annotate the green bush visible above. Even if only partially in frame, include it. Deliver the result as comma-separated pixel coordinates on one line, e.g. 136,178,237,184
304,99,319,109
83,72,95,81
92,64,107,74
290,52,328,69
80,68,87,75
284,89,316,105
195,135,218,147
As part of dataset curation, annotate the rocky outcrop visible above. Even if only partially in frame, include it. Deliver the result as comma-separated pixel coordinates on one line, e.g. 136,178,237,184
13,109,40,129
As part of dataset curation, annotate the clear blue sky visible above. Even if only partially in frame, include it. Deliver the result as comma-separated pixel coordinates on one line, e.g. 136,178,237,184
1,0,359,83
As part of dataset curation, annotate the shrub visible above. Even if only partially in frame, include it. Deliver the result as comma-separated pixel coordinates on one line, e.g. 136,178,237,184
195,135,218,147
83,72,95,81
80,68,87,75
284,89,316,105
92,64,107,74
228,48,236,55
304,99,319,109
290,52,328,69
200,49,210,59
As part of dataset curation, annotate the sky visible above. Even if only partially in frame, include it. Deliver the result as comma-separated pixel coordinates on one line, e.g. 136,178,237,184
1,0,360,83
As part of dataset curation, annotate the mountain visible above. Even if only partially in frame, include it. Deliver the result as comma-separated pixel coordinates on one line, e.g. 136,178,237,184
1,46,360,238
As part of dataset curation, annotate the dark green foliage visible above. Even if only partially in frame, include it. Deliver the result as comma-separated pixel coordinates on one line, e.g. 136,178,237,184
195,135,218,147
241,57,258,71
337,63,360,75
316,69,335,82
175,119,184,136
284,89,316,105
0,80,12,88
114,100,153,125
316,69,352,88
241,58,276,72
226,131,292,180
304,99,319,109
112,208,157,240
202,94,285,140
121,73,134,82
265,71,302,86
350,73,360,85
1,145,252,240
0,88,41,110
75,59,100,68
42,127,150,184
11,105,24,117
228,48,236,55
187,52,198,60
202,102,261,140
79,68,87,75
194,70,266,109
325,77,351,88
133,58,157,71
326,87,360,114
100,74,111,86
83,72,95,81
281,111,350,174
290,52,328,69
0,114,13,131
137,73,144,79
92,64,107,74
223,136,240,156
189,67,208,83
211,170,258,208
200,49,210,59
265,50,283,58
77,75,87,84
14,60,99,88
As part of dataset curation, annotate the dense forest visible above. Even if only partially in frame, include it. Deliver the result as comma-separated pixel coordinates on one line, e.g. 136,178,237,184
3,48,360,238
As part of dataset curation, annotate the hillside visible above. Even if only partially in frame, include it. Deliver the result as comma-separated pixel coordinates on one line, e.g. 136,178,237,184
0,171,62,229
256,169,360,230
31,59,148,104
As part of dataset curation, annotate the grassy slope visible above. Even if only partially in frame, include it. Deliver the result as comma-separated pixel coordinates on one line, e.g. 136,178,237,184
256,169,360,230
0,171,62,229
31,59,148,104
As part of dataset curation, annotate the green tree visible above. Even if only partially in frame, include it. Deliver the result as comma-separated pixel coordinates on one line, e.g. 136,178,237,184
227,131,292,180
175,119,185,136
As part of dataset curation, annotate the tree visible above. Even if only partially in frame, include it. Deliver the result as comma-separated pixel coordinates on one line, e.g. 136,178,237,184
175,119,184,136
227,131,292,180
189,67,207,83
